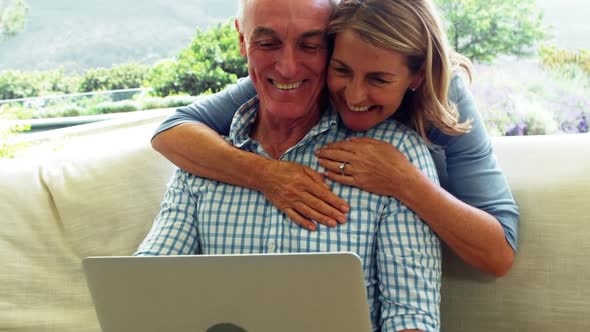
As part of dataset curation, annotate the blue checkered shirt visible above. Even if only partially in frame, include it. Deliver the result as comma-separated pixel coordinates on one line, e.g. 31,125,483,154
135,97,442,331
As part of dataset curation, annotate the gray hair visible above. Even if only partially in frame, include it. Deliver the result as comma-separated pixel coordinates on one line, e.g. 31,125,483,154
236,0,340,24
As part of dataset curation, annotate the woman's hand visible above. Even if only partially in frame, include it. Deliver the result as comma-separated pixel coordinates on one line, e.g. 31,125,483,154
315,137,415,197
258,159,350,231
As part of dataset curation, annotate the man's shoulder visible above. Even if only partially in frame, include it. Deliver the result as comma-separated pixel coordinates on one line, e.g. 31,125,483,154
171,167,214,191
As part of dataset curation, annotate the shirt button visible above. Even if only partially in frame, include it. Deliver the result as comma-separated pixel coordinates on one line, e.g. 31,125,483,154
268,241,276,252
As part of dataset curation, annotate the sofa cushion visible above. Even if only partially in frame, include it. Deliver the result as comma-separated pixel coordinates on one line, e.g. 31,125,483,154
441,134,590,331
0,123,175,331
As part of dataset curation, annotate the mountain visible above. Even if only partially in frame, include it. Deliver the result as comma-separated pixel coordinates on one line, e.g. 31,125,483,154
0,0,588,73
0,0,238,73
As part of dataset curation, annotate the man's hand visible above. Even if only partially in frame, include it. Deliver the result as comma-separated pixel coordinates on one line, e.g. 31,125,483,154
256,159,349,231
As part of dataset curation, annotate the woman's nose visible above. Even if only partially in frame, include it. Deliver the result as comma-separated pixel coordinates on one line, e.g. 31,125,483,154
344,79,367,106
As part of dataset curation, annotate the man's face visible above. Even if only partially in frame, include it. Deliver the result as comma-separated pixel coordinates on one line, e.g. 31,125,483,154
237,0,332,122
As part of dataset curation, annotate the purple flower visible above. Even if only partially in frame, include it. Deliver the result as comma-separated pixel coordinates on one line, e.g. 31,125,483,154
579,114,589,133
505,123,526,136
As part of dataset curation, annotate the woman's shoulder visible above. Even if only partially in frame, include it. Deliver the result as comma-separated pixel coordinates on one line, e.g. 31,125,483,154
448,72,472,112
366,118,430,151
429,72,484,147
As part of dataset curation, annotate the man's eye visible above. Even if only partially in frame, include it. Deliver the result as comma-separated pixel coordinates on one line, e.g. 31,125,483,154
256,41,279,49
301,44,320,51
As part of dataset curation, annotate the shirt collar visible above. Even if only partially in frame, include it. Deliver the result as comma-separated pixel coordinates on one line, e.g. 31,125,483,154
228,96,340,150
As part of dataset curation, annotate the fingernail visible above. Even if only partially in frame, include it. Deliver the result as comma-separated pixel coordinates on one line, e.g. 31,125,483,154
341,205,350,213
337,215,347,224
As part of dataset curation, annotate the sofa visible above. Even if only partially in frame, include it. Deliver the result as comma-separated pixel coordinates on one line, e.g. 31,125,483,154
1,113,589,332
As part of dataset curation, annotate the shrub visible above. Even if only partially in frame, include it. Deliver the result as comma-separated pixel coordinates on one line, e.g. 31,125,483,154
0,103,30,158
79,63,150,92
473,61,590,135
540,45,590,76
0,102,34,120
0,69,79,100
88,100,140,114
141,95,199,110
33,104,84,119
147,59,182,97
550,90,590,134
516,96,559,135
0,0,28,41
0,123,29,159
148,20,247,96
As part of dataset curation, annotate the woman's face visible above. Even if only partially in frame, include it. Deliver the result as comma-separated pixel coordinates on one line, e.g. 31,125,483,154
327,30,423,131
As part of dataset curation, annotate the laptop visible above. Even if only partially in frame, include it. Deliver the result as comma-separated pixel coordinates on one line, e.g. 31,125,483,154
83,252,372,332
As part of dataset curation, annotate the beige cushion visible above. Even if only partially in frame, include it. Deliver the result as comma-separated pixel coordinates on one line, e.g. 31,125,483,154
0,123,175,331
441,134,590,331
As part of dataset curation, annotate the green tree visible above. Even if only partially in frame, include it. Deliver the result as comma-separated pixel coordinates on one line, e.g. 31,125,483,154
0,0,28,42
436,0,547,62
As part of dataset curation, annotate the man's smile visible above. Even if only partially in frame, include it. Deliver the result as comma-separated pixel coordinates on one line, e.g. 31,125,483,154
270,79,305,90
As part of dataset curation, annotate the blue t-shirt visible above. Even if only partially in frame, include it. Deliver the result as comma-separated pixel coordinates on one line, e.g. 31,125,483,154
153,75,519,251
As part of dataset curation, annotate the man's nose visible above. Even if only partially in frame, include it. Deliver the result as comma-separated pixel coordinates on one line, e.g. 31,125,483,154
276,46,297,78
345,78,367,105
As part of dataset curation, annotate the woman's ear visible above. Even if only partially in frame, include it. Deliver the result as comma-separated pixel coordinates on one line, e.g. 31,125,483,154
410,69,425,91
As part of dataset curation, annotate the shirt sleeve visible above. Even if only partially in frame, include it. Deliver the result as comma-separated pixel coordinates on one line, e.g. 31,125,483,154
151,76,257,139
378,133,441,332
431,74,520,251
134,169,200,256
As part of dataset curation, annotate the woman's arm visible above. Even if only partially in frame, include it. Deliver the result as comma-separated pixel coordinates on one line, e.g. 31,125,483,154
317,75,518,276
442,74,519,253
151,77,349,230
151,77,260,188
430,74,518,275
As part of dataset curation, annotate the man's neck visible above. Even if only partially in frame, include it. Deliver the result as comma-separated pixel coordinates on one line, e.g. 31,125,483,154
250,106,322,159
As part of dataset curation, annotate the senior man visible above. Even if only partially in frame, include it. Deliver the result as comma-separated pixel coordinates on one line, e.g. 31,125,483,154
135,0,441,331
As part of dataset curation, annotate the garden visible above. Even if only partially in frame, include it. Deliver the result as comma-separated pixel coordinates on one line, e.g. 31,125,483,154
1,0,589,159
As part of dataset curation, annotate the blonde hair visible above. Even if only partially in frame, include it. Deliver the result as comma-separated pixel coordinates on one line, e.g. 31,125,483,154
327,0,472,141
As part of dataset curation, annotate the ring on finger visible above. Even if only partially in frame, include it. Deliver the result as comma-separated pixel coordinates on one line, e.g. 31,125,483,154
338,162,349,176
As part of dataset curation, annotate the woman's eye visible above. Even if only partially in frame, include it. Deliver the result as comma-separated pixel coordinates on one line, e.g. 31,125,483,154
331,66,350,75
369,77,389,86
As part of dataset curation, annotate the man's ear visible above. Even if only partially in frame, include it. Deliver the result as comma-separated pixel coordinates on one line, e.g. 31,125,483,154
235,18,247,58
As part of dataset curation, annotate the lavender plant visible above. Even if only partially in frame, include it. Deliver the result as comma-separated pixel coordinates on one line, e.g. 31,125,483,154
471,59,590,136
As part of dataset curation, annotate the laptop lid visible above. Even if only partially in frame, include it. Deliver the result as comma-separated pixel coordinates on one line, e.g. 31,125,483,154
83,252,372,332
